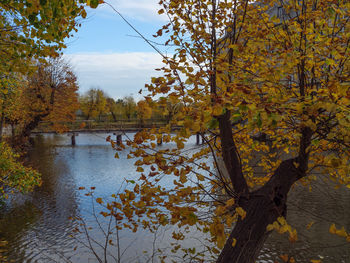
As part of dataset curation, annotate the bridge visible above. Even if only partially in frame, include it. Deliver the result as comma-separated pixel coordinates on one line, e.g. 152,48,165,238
31,120,191,146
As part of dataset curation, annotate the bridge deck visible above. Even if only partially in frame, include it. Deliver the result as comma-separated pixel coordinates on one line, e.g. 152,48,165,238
31,127,181,134
32,128,146,134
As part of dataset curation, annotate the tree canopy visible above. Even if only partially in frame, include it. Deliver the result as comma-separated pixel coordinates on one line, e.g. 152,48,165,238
80,87,108,121
0,0,87,95
0,0,87,199
0,141,41,199
87,0,350,262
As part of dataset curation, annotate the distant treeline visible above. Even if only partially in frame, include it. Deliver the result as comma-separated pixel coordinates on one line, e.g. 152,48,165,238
78,87,183,124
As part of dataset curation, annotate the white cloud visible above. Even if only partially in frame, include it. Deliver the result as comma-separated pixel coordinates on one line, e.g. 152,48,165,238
64,52,164,100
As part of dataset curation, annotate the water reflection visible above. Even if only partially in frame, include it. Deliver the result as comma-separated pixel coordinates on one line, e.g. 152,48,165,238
0,133,349,262
259,179,350,263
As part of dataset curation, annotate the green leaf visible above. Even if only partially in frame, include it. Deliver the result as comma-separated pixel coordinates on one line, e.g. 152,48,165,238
207,118,219,129
89,0,99,8
28,14,36,23
257,113,262,128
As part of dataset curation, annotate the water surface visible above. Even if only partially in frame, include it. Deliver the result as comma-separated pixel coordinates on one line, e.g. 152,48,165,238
0,133,349,262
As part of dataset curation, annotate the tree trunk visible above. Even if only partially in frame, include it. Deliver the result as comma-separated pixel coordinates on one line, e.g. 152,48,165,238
21,115,43,139
111,111,117,122
217,158,298,263
16,113,49,146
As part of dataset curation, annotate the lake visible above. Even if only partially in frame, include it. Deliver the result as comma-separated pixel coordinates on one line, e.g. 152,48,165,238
0,133,349,262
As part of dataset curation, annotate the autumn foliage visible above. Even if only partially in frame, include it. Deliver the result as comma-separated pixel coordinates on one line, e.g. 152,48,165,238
0,1,85,199
84,0,350,262
0,142,41,199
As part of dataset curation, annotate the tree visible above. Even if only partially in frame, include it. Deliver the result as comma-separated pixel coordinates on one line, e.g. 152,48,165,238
92,0,350,262
136,99,153,127
122,96,137,120
0,72,21,141
0,0,88,57
1,59,79,143
0,0,97,143
157,97,183,124
106,97,118,121
80,87,108,121
8,58,79,142
0,0,90,203
0,0,88,99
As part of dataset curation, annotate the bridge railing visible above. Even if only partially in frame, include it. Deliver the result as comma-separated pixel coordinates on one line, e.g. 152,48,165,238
34,118,169,132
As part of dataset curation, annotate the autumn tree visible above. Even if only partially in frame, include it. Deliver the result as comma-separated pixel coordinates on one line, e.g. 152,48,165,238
0,73,20,141
0,0,91,203
80,87,108,121
88,0,350,262
0,0,88,59
7,58,79,142
155,97,183,124
0,0,88,99
106,97,118,121
0,0,94,144
136,99,153,127
123,96,137,120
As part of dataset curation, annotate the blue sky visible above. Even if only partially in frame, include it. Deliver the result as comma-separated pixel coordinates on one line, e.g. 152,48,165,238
63,0,167,100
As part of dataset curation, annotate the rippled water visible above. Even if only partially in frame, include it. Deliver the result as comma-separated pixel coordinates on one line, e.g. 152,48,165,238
0,133,349,262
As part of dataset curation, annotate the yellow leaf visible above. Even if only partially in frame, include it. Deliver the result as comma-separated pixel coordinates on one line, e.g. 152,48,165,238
231,238,237,247
212,104,222,116
280,224,290,234
277,216,286,225
289,229,298,243
235,207,246,219
180,174,187,184
266,224,274,231
100,211,109,217
134,184,140,194
196,174,205,181
96,198,103,204
336,226,348,238
329,223,337,234
225,198,235,207
307,221,315,229
280,254,289,262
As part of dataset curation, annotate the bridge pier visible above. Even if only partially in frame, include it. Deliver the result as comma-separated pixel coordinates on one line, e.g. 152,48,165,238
113,132,122,146
68,132,78,146
157,136,163,146
117,134,122,146
196,132,205,145
71,134,76,146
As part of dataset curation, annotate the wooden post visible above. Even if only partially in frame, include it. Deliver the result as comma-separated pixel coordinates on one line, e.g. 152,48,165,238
157,136,163,146
196,133,200,145
117,134,122,146
71,133,76,146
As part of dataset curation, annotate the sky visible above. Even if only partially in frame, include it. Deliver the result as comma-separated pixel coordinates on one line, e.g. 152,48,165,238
63,0,169,100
